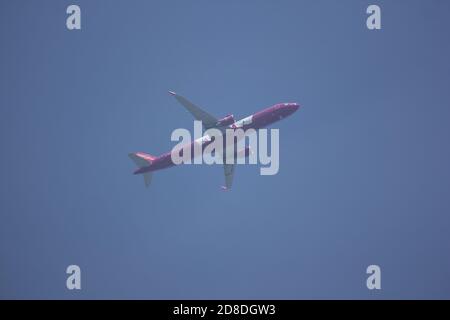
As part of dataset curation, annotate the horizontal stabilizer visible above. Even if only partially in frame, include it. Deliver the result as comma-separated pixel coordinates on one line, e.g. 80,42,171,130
129,153,154,188
143,172,152,187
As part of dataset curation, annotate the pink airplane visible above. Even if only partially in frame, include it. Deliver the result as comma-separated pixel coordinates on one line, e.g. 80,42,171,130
129,92,300,189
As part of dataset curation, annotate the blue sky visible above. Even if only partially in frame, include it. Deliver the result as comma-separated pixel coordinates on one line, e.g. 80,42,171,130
1,0,450,299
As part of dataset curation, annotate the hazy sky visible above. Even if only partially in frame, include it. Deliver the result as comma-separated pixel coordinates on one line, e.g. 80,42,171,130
1,0,450,299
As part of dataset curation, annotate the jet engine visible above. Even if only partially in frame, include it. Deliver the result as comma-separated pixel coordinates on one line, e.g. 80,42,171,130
215,114,235,127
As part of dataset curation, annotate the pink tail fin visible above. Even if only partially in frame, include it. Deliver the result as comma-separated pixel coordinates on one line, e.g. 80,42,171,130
128,152,156,168
135,152,156,162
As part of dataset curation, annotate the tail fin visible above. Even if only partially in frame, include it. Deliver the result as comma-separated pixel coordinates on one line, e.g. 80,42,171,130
128,152,156,167
128,152,156,187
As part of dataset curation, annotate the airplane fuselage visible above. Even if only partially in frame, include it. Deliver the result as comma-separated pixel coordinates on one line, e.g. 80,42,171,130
134,102,299,175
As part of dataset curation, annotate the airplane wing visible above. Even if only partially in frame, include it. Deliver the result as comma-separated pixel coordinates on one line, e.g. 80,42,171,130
222,164,235,190
169,91,218,129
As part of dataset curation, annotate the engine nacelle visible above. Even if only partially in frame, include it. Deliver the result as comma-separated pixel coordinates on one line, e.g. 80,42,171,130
215,114,235,127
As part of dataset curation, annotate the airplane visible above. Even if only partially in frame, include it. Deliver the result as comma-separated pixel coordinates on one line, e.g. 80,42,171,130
129,91,300,190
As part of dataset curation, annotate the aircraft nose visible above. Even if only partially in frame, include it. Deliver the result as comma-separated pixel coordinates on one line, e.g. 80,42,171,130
285,103,300,113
